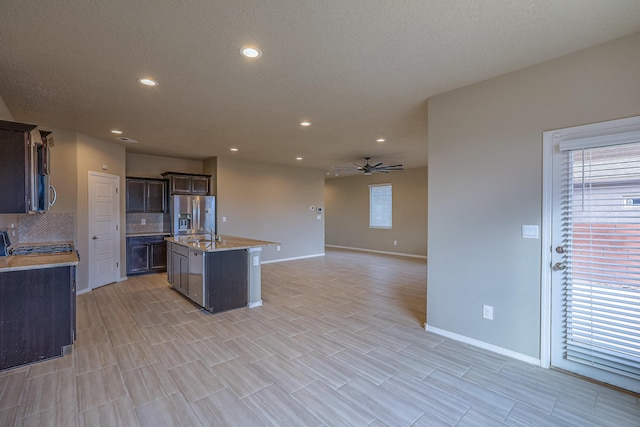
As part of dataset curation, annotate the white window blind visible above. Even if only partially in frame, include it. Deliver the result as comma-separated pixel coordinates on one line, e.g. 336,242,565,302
369,184,392,228
562,143,640,380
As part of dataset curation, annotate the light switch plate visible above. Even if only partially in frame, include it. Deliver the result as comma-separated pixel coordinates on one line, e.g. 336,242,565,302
522,225,539,239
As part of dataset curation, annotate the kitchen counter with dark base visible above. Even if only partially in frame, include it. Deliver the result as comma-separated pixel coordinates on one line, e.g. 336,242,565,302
0,251,79,371
165,235,277,313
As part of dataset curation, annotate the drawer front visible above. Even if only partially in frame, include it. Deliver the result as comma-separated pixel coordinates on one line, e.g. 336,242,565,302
171,243,189,257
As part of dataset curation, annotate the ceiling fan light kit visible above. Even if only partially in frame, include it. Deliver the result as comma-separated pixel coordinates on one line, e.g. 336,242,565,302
340,156,404,176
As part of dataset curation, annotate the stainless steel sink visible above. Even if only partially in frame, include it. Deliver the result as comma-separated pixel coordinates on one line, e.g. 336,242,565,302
186,238,214,243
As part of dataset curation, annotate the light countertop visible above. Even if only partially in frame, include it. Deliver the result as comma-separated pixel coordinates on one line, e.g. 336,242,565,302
165,235,278,253
126,232,172,237
0,251,79,272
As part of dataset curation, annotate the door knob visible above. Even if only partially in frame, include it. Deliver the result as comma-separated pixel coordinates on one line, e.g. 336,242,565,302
552,262,567,271
92,236,98,240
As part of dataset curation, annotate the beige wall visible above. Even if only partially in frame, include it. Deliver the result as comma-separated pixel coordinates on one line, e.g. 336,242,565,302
75,134,126,291
126,152,203,178
325,167,427,257
0,94,12,122
427,32,640,359
216,157,325,262
203,157,217,196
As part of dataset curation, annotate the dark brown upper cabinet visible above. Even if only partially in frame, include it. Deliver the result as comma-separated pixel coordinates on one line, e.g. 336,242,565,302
126,178,167,213
161,172,211,196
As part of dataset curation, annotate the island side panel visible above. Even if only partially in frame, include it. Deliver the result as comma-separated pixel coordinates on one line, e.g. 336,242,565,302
204,249,248,313
0,266,74,370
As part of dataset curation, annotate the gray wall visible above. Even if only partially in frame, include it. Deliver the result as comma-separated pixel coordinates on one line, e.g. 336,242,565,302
325,167,427,257
216,157,325,262
427,32,640,358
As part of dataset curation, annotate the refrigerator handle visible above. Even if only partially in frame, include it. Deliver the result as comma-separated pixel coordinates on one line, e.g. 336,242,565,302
193,199,201,233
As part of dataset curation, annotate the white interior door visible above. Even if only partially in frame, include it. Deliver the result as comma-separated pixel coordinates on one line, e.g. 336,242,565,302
88,171,120,289
546,116,640,393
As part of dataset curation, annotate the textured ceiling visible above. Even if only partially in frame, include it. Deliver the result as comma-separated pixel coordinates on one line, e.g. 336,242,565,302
1,1,640,175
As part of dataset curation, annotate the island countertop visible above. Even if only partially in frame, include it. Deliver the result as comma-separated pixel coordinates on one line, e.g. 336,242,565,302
165,235,278,252
0,251,79,272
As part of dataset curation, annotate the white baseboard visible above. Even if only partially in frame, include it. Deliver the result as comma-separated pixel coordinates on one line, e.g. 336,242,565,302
425,324,541,366
248,300,263,308
325,244,427,260
76,287,91,296
118,276,127,282
261,253,325,264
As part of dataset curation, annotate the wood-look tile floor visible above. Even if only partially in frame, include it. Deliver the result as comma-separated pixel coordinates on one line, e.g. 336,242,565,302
1,248,640,426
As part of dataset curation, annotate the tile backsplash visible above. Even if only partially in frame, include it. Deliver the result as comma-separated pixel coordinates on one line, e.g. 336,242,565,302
18,213,74,243
126,212,170,234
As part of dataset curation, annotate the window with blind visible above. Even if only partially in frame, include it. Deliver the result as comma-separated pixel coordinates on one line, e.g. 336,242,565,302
562,142,640,381
369,184,392,229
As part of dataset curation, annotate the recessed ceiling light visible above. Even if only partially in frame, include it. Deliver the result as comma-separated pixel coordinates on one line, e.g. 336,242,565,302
230,148,239,152
111,130,123,134
376,138,385,142
296,157,303,161
241,47,262,58
300,121,311,127
138,78,158,86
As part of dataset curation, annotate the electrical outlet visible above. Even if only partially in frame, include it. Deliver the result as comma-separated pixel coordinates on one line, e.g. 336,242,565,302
141,218,146,225
393,240,398,246
222,216,227,223
276,245,281,252
482,305,494,320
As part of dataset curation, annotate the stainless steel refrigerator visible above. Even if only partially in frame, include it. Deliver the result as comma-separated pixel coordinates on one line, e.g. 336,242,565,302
170,195,216,236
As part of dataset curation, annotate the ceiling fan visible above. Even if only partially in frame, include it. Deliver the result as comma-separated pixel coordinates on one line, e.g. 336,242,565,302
342,157,404,175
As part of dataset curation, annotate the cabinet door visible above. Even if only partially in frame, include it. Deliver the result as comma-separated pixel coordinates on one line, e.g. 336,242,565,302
0,129,29,213
146,180,167,212
167,244,173,283
171,176,192,195
191,176,209,195
179,254,189,293
127,241,150,275
126,179,146,213
171,251,182,289
150,241,167,271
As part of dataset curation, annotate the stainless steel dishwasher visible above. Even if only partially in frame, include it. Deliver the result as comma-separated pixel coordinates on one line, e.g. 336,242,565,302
188,248,205,306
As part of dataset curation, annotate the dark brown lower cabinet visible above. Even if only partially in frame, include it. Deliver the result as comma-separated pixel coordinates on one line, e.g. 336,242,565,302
0,266,76,371
126,236,167,276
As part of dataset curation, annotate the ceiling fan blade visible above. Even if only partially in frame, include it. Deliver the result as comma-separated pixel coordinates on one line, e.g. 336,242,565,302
352,162,364,168
379,164,403,168
370,162,383,168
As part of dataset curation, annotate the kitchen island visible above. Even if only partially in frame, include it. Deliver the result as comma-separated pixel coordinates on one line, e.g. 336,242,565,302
165,235,277,313
0,250,79,370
